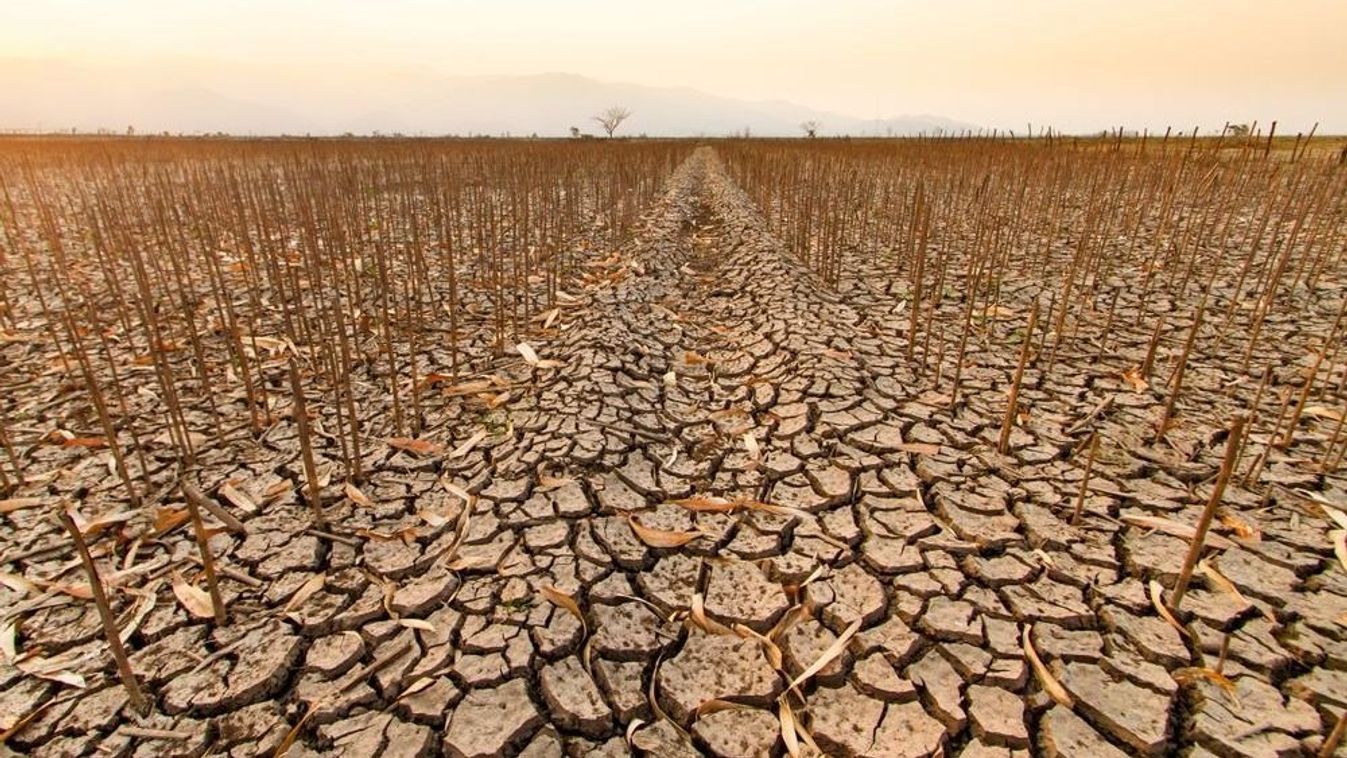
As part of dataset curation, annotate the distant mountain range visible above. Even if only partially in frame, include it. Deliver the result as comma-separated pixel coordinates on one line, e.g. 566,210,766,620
0,58,976,137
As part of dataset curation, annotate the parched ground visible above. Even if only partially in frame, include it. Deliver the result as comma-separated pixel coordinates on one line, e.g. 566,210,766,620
2,147,1346,757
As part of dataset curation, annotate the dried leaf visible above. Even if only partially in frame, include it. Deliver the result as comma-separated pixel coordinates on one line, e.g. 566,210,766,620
627,514,702,548
689,593,734,635
537,472,576,491
386,437,444,456
1217,510,1260,541
1148,580,1189,638
787,617,861,692
0,497,47,514
684,350,711,365
1334,530,1347,573
779,700,801,758
343,481,376,509
449,429,488,460
624,719,646,747
398,618,436,632
695,699,748,717
172,575,215,619
0,571,38,596
281,573,326,616
1023,625,1074,707
1121,366,1150,392
154,507,190,535
1322,504,1347,531
733,623,784,670
516,342,541,365
668,495,737,513
1304,406,1343,421
539,585,587,636
821,348,852,361
743,431,761,461
218,483,259,514
16,657,86,688
62,437,108,448
1172,667,1240,707
516,342,564,369
0,622,15,662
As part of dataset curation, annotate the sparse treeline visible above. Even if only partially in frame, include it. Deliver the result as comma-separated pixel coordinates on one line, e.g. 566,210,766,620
0,138,689,495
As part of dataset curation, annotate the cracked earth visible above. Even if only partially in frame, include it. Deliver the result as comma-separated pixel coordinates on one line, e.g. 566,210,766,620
3,146,1347,757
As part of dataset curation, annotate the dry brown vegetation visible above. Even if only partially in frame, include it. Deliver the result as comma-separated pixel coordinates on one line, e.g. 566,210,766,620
1,135,1346,756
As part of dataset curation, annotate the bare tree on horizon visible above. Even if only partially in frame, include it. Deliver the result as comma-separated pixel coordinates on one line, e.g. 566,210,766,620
800,120,820,138
593,107,632,138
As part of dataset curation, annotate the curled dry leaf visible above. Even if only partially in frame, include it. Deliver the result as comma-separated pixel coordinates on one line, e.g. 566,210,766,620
689,593,734,635
386,437,444,456
1172,667,1240,707
627,514,702,548
1148,580,1189,638
624,719,646,747
343,481,375,509
539,585,587,636
398,618,436,632
734,623,784,670
172,574,216,619
1023,625,1074,707
1334,530,1347,574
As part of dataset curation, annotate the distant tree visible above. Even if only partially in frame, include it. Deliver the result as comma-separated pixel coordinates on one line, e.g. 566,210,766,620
800,120,820,138
570,126,581,138
593,107,632,138
126,125,135,136
1227,123,1251,138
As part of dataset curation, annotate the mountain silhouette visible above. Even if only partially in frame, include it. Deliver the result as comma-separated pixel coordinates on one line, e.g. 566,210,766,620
0,58,976,137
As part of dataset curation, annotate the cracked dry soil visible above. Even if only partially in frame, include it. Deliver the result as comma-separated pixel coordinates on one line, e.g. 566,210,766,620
3,147,1347,758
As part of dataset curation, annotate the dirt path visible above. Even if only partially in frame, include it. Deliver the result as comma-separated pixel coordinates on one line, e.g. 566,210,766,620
4,148,1343,758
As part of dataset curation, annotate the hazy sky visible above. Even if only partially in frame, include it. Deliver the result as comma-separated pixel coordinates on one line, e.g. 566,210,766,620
4,0,1346,133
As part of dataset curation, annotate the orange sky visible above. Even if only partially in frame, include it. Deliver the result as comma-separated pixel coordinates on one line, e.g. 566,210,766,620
3,0,1345,133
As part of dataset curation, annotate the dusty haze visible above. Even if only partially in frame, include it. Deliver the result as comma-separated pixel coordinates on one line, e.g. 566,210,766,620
3,0,1345,135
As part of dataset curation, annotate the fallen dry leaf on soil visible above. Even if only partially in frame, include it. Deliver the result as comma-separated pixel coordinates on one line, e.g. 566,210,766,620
343,481,376,509
539,585,587,636
386,437,444,456
172,574,216,619
1023,625,1074,707
627,514,703,548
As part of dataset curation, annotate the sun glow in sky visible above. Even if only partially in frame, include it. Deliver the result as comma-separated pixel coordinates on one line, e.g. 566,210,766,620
3,0,1345,133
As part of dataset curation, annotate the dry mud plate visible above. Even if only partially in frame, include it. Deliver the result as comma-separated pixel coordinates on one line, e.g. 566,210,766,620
2,143,1347,757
